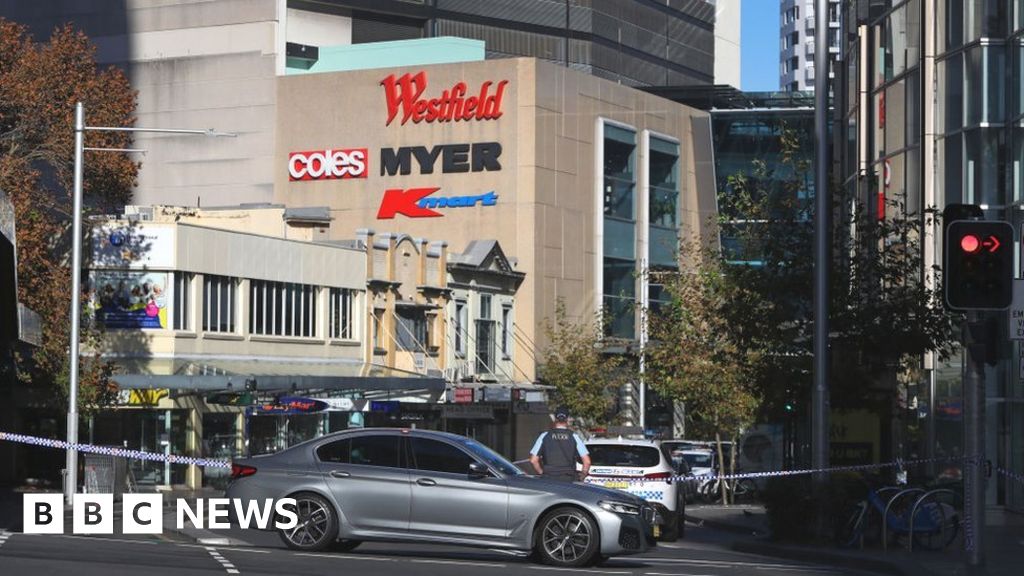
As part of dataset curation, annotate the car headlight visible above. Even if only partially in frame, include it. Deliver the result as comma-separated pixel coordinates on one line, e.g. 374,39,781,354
598,500,641,515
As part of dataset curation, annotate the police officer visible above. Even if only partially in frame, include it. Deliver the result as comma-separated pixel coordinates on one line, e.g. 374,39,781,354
529,406,591,482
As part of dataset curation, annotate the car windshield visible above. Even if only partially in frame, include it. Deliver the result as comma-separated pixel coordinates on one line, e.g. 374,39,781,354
458,438,523,476
682,452,713,467
588,445,661,467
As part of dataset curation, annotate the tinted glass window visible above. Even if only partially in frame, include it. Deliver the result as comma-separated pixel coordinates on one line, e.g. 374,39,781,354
349,435,400,468
316,439,350,463
459,438,522,476
682,452,713,468
587,445,660,468
411,438,476,474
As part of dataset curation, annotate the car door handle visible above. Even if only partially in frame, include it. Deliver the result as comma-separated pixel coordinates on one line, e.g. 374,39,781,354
416,478,437,486
329,470,351,478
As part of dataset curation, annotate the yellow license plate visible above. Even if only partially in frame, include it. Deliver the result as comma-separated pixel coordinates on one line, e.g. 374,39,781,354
653,525,661,538
603,481,628,489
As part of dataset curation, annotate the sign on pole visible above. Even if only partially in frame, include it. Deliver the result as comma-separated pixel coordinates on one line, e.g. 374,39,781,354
1009,279,1024,340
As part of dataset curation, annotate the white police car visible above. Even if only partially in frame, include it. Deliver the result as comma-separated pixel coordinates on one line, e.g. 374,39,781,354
581,438,684,541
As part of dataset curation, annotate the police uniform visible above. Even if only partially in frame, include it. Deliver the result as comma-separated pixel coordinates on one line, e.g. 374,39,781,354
530,428,589,482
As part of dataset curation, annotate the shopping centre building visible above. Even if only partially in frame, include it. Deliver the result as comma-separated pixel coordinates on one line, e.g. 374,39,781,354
82,55,714,489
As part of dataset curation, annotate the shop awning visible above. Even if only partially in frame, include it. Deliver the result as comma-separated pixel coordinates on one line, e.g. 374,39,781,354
108,356,446,394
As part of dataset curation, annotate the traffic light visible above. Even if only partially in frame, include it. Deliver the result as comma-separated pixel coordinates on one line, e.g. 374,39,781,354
944,220,1014,310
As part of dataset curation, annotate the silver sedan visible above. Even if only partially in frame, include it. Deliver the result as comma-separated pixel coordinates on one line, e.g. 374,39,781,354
225,428,657,567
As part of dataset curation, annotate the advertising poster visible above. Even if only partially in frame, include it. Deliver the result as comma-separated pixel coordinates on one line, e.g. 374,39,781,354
91,271,170,329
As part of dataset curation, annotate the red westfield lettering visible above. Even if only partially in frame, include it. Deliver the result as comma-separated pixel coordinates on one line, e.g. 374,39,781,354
377,187,443,219
381,71,508,126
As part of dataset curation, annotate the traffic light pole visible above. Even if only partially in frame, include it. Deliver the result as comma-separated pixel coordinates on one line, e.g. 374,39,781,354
963,312,986,568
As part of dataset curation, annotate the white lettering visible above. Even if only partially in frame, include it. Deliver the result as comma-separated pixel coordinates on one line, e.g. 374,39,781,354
176,498,203,529
289,148,368,181
232,499,274,530
274,498,299,530
208,498,231,529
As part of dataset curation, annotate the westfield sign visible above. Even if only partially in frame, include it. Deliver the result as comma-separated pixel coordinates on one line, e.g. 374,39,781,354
381,71,509,126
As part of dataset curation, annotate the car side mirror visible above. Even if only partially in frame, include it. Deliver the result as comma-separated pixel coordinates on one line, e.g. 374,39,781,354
468,462,489,478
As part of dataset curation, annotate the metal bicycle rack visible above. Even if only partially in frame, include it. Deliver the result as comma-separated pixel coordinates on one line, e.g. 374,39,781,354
907,488,961,552
882,487,926,551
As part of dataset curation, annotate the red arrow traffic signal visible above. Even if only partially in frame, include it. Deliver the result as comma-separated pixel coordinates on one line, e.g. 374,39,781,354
981,235,1000,252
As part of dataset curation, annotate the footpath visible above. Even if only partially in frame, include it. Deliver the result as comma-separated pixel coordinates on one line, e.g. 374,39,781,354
685,503,1024,576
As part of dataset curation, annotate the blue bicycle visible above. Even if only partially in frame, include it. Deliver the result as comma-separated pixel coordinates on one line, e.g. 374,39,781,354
839,486,960,551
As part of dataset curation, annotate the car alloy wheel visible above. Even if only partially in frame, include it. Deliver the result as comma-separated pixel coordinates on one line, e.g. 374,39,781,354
278,493,338,551
535,507,599,567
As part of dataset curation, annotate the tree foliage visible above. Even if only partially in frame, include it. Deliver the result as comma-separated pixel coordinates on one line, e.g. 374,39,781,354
718,123,957,421
645,242,761,502
0,19,138,411
540,301,628,428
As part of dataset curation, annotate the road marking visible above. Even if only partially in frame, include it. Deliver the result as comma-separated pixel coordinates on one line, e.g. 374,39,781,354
529,567,630,574
176,544,269,553
294,552,393,561
411,558,508,568
205,546,240,574
21,534,157,545
0,531,10,549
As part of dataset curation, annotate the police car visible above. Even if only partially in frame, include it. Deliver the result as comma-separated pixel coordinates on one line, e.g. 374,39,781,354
581,438,684,541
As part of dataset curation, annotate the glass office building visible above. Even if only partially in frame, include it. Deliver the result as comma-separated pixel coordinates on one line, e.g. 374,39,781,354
839,0,1023,511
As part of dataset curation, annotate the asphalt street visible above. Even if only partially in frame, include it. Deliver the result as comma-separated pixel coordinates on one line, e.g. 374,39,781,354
0,525,874,576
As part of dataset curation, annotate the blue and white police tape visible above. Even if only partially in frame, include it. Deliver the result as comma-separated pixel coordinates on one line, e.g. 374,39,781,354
0,431,231,469
996,466,1024,485
586,455,973,485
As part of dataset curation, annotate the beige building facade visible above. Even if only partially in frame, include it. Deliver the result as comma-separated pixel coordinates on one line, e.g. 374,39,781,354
274,58,718,399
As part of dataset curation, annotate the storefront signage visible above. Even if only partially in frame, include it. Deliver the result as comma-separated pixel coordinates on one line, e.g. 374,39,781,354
323,397,355,411
370,400,400,413
442,404,494,420
381,71,509,126
380,142,502,176
117,389,169,406
377,187,498,219
249,396,328,415
90,271,170,329
288,148,368,181
92,224,175,269
452,388,474,403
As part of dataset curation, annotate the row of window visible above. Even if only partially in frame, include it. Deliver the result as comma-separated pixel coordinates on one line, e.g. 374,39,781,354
316,434,515,476
602,122,681,339
169,273,356,340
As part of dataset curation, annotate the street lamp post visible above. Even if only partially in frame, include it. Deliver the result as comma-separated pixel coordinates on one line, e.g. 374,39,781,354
64,101,234,504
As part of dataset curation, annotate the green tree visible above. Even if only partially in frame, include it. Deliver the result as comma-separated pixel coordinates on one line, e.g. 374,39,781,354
718,122,957,457
1,20,139,411
540,300,628,428
645,241,761,504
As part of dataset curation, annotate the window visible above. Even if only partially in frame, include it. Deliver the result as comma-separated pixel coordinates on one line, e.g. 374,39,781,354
396,308,427,351
249,280,318,337
329,288,354,339
317,435,403,467
479,294,492,320
587,444,661,468
202,275,236,333
649,137,680,268
317,439,350,463
476,294,495,374
410,437,476,474
454,300,467,355
602,122,637,339
173,272,191,330
501,305,512,358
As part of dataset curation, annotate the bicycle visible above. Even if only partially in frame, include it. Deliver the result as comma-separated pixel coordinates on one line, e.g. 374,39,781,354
838,486,960,550
700,475,758,504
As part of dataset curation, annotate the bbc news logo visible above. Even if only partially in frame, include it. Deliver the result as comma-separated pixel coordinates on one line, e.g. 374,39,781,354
288,148,368,181
23,494,298,534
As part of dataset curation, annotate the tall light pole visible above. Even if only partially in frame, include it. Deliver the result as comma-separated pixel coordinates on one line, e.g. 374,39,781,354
65,102,234,504
812,0,832,519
